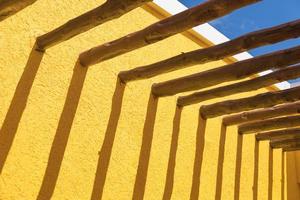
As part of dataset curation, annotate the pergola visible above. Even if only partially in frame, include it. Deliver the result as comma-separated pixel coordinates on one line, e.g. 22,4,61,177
1,0,300,200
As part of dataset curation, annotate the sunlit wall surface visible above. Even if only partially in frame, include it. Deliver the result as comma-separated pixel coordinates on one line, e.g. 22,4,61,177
0,0,298,199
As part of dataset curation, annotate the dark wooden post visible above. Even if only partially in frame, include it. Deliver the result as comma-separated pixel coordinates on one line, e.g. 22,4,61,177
36,0,151,50
200,86,300,119
119,19,300,82
256,128,300,141
152,46,300,97
238,115,300,134
223,102,300,126
178,64,300,106
79,0,261,66
0,0,37,21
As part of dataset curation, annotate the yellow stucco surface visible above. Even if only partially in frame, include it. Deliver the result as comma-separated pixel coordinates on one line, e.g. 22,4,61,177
0,0,297,199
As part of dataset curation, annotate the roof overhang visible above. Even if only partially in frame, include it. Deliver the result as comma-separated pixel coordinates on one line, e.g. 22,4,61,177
144,0,291,90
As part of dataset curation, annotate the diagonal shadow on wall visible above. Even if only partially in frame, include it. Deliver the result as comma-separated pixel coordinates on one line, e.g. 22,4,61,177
281,151,285,200
36,61,87,200
215,123,227,200
0,43,44,174
189,113,207,200
234,134,243,200
90,79,125,200
162,106,182,200
268,147,273,200
253,140,259,200
132,93,158,200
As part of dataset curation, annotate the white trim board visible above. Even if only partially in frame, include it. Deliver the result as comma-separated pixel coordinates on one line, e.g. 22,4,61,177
153,0,291,90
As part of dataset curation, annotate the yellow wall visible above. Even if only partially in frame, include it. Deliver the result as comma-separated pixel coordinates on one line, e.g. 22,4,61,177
287,152,300,200
0,0,296,199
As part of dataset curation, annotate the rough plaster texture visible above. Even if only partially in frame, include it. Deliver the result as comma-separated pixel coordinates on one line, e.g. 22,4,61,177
0,0,296,199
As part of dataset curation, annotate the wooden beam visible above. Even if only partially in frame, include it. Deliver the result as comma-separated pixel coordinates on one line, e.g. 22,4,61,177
177,64,300,106
223,101,300,126
193,69,297,107
119,19,300,82
283,146,300,152
0,0,37,21
271,138,300,149
36,0,151,50
152,45,300,97
238,115,300,134
200,86,300,119
256,128,300,141
79,0,260,66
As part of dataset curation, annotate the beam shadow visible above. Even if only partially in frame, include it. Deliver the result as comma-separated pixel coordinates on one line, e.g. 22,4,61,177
268,147,273,200
0,43,44,174
162,106,182,200
36,61,88,200
90,79,125,200
132,93,158,200
281,151,285,200
189,114,207,200
253,140,259,200
215,123,227,200
234,134,243,200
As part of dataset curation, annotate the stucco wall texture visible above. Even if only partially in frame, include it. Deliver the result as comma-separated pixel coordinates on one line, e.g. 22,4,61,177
0,0,298,199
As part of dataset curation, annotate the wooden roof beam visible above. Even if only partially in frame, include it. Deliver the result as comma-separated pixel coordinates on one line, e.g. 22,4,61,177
200,85,300,119
152,45,300,97
222,101,300,126
119,19,300,83
178,64,300,106
270,138,300,149
238,115,300,134
256,128,300,141
36,0,151,50
282,146,300,152
79,0,261,66
0,0,37,21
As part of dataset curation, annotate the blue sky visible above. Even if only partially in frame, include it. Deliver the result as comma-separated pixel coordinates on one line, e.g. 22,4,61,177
178,0,300,84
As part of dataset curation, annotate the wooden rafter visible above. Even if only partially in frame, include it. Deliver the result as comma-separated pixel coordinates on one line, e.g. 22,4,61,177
222,101,300,126
79,0,260,66
200,86,300,119
177,64,300,106
283,146,300,152
238,115,300,134
152,45,300,97
36,0,151,50
119,19,300,83
0,0,37,21
256,128,300,141
271,138,300,149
